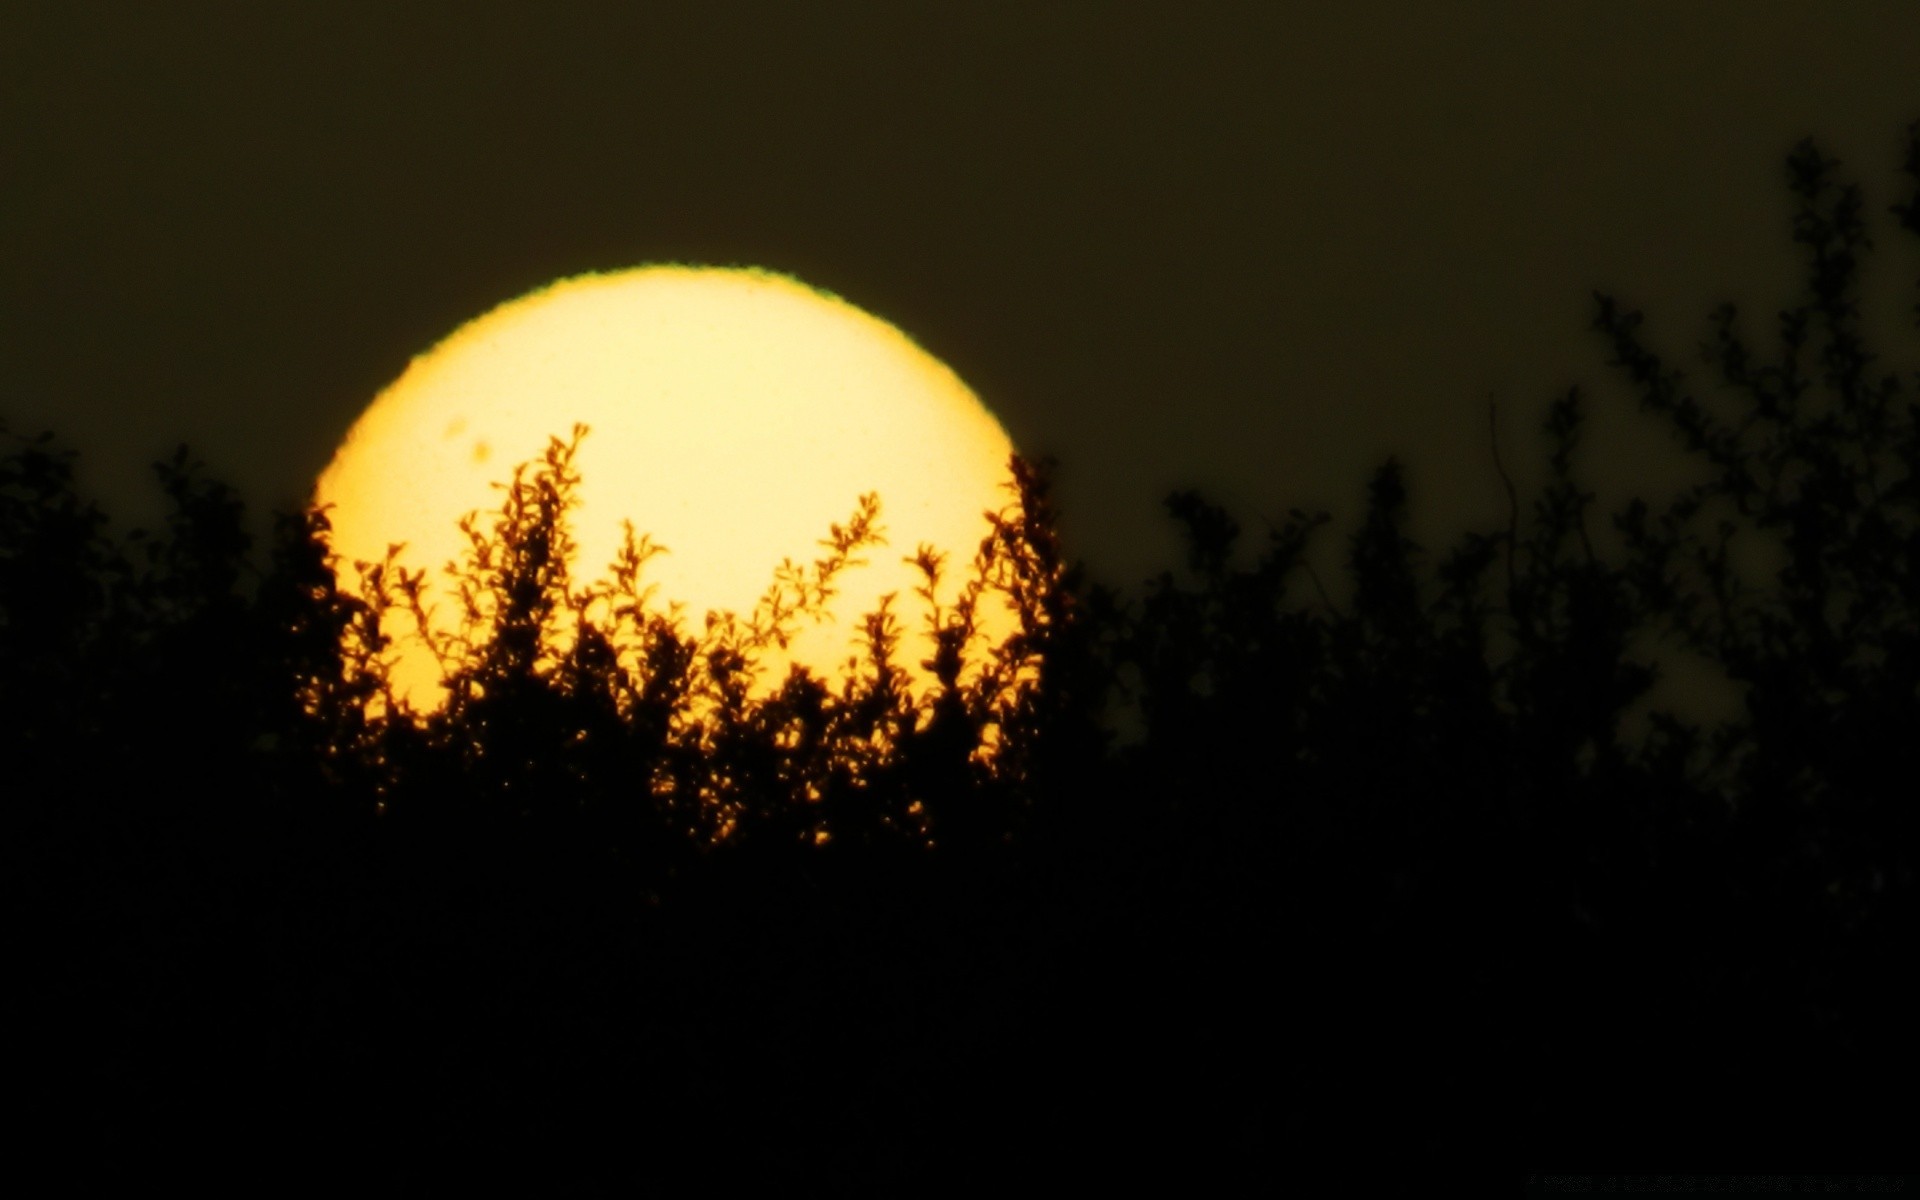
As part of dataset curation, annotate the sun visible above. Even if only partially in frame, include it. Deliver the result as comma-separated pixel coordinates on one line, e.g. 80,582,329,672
315,265,1017,708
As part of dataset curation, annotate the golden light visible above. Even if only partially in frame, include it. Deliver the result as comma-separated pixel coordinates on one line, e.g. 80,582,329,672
315,265,1016,707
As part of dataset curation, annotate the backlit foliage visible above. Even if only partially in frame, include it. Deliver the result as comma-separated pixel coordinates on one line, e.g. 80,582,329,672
305,424,1079,856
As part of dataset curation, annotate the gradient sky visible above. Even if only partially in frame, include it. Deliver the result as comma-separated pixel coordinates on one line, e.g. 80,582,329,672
4,2,1915,593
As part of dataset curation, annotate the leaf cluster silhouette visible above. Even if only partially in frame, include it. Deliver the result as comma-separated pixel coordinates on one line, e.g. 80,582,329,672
7,125,1917,1185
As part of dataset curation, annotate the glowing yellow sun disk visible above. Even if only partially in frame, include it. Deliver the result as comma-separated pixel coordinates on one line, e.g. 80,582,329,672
315,265,1017,709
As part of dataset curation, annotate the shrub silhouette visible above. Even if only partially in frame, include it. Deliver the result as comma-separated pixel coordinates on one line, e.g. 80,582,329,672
1585,129,1920,1132
7,121,1917,1184
292,424,1094,875
1075,122,1919,1166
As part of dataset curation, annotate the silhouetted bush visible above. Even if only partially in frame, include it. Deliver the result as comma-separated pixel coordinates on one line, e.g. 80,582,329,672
7,121,1916,1184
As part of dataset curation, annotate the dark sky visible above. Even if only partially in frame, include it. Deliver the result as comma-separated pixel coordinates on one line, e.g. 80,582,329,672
4,2,1916,591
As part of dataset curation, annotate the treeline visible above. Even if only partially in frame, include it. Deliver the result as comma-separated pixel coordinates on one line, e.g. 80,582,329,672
7,130,1917,1185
